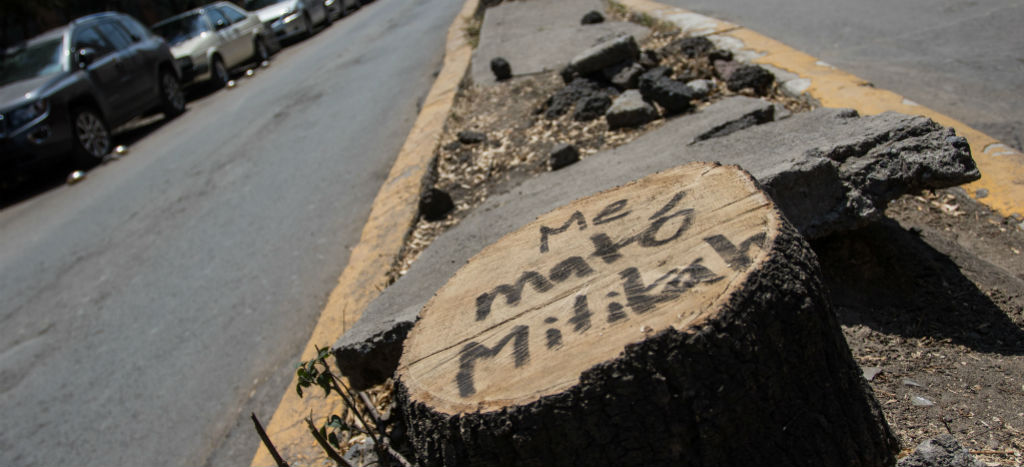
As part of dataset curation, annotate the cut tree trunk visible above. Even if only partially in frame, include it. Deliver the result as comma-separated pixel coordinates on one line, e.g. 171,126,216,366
395,163,897,466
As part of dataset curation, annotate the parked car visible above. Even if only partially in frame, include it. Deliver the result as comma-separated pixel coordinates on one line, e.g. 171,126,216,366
153,2,272,89
324,0,360,21
244,0,330,42
0,12,184,172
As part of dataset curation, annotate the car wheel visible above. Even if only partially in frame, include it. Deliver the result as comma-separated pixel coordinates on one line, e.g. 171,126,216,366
159,69,186,118
211,56,229,89
70,107,111,167
253,37,270,63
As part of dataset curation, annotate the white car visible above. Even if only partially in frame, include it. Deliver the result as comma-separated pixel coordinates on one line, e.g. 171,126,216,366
245,0,330,43
153,2,271,88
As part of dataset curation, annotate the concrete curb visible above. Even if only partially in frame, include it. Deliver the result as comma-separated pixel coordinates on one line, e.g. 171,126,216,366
616,0,1024,218
250,0,480,464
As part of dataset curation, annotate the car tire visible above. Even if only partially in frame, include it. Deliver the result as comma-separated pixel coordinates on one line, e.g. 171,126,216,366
211,56,230,89
70,107,111,167
253,37,270,63
159,69,186,118
323,7,333,26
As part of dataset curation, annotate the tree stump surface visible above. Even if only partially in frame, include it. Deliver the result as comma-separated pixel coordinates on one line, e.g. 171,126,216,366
396,163,897,466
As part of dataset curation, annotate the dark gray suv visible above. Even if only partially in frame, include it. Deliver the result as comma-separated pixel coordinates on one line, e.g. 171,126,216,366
0,12,185,174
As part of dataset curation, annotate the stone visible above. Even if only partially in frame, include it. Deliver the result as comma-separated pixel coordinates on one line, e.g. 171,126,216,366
419,188,454,221
457,130,486,144
605,90,657,129
604,61,645,90
580,10,604,24
726,64,776,95
573,94,612,121
545,78,604,119
490,57,512,81
641,77,697,115
566,34,641,77
708,49,733,62
897,435,986,467
549,143,580,170
686,79,714,99
713,59,742,80
639,49,660,68
664,36,715,58
638,66,672,94
335,105,979,389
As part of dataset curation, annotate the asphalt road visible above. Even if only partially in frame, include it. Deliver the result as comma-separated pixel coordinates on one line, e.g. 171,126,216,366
0,0,463,465
662,0,1024,151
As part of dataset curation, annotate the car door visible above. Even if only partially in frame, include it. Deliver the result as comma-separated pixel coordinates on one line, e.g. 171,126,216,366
205,8,244,66
217,5,256,61
94,20,151,116
72,26,129,121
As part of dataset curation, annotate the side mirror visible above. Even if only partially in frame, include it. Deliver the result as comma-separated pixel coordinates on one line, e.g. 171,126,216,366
214,19,228,30
77,47,97,68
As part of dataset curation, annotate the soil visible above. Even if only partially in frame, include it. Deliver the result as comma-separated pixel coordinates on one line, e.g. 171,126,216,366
362,19,1024,467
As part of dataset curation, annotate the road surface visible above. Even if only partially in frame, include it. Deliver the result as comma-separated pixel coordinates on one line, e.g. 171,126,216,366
663,0,1024,151
0,0,463,465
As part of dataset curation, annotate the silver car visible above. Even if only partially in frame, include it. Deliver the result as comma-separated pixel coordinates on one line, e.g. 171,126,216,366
245,0,330,43
153,2,271,88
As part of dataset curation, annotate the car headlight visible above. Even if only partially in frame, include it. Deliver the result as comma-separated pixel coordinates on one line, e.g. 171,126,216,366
283,11,302,23
6,100,50,131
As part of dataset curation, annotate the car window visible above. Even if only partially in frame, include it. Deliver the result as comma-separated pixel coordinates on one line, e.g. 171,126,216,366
96,22,133,50
218,6,248,24
206,9,230,29
117,16,151,42
73,27,115,57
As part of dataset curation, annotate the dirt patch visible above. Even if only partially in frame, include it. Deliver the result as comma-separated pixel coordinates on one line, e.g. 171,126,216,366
815,189,1024,465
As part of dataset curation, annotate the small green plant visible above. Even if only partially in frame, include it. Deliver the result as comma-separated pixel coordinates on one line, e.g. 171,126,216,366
254,346,412,467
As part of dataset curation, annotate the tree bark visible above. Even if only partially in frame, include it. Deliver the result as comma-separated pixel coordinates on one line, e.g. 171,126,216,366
396,163,897,466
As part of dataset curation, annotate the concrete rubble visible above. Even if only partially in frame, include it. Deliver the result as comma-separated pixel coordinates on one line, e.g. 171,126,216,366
897,435,986,467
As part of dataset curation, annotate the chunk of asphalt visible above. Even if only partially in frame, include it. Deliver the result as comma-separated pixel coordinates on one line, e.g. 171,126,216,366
580,10,604,24
490,57,512,81
641,76,697,115
897,435,986,467
604,61,645,90
726,64,776,95
457,130,486,144
544,78,605,119
662,36,715,58
565,34,641,77
334,103,978,387
605,89,657,129
550,143,580,170
573,94,612,122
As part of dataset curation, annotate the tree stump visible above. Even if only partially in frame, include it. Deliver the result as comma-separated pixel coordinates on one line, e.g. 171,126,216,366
396,163,897,466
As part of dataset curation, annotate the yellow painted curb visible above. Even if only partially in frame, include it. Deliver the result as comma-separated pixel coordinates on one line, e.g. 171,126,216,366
618,0,1024,218
250,0,480,464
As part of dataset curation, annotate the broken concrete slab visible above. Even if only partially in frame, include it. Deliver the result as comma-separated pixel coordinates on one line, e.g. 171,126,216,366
565,34,641,77
470,0,649,86
606,89,657,129
335,102,977,388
